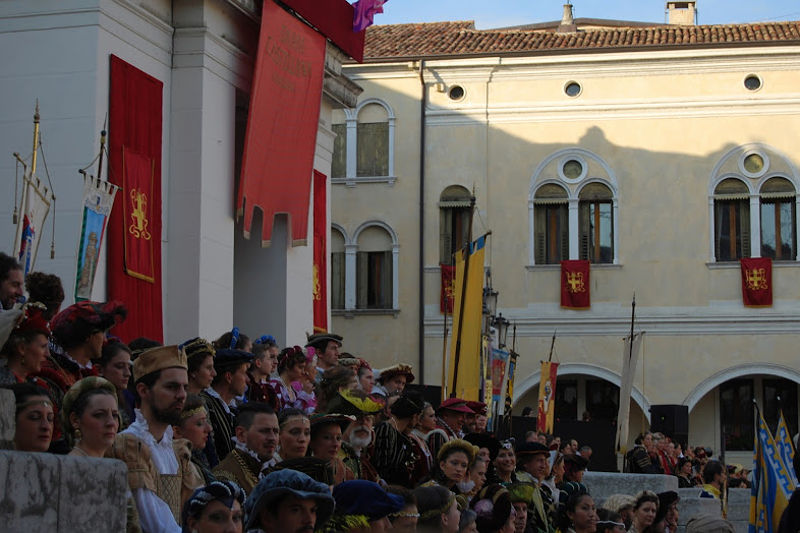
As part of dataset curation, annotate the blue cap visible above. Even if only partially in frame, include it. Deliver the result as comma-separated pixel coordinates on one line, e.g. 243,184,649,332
332,480,404,521
244,469,334,530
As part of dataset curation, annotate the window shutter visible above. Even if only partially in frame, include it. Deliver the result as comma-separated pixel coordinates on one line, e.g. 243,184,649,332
441,209,453,265
536,233,545,264
382,250,393,309
579,203,590,261
714,202,722,260
356,251,368,309
741,201,751,258
560,208,569,261
331,252,345,309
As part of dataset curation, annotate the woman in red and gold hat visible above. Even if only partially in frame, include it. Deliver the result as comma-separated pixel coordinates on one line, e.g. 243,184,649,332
0,303,51,385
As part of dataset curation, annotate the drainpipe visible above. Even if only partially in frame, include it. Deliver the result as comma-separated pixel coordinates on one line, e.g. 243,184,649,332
418,60,426,384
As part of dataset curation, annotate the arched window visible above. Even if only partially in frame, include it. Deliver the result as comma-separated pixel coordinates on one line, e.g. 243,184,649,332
534,184,569,265
760,177,796,260
713,178,750,261
331,227,346,309
439,185,472,265
356,225,394,309
529,149,619,266
357,103,389,177
579,183,614,264
330,99,396,186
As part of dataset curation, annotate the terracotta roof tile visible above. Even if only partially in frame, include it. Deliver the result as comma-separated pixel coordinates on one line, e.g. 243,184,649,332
362,20,800,60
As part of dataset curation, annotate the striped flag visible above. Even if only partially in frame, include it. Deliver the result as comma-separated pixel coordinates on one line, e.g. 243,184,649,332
775,411,798,487
749,410,793,532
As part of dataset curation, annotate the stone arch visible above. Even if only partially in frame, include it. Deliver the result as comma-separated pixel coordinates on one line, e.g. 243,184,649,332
684,363,800,412
513,362,651,422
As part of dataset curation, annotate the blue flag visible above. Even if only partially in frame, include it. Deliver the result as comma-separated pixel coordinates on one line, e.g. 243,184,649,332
749,411,793,532
775,411,798,487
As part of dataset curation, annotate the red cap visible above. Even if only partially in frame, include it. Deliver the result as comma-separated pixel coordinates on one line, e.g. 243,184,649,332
14,304,51,336
466,401,487,416
438,398,474,414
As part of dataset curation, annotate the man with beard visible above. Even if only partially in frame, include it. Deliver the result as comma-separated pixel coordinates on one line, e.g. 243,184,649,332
109,345,202,533
202,348,254,460
213,402,279,494
465,401,487,434
0,253,24,310
326,388,383,481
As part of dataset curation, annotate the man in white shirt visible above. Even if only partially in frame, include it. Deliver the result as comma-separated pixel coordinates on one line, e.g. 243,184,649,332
109,344,201,533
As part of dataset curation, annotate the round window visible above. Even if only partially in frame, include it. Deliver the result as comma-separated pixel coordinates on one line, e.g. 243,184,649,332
744,74,762,91
565,81,582,97
563,159,583,180
448,85,465,100
743,153,764,174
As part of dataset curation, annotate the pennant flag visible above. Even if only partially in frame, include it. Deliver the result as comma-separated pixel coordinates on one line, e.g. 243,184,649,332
490,348,509,404
561,259,590,309
775,411,799,487
237,0,326,247
440,264,455,313
447,236,485,401
741,257,772,307
14,174,54,277
312,170,328,331
536,361,559,434
75,177,118,301
353,0,387,32
749,410,793,532
615,332,643,452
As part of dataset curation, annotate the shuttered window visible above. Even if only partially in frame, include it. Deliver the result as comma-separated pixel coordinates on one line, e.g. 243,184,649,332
579,183,614,264
714,178,750,261
331,229,345,309
439,186,472,266
534,184,569,264
356,226,393,309
760,177,796,260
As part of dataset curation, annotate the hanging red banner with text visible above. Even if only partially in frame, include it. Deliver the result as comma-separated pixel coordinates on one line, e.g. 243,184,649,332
561,260,590,309
312,170,328,332
741,257,772,307
236,0,327,247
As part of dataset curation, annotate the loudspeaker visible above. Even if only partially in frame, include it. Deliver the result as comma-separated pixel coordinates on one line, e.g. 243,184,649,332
649,404,689,445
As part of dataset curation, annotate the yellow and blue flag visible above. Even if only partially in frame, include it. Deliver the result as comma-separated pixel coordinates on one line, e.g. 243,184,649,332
775,411,798,487
447,236,485,401
749,411,793,532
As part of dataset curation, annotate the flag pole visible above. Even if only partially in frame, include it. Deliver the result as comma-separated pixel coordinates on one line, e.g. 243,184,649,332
450,193,476,397
547,329,556,363
441,268,450,401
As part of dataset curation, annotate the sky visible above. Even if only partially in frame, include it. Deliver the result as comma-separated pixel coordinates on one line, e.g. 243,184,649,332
373,1,800,29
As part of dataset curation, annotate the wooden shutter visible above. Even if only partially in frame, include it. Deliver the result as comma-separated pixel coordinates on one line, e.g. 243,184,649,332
356,251,368,309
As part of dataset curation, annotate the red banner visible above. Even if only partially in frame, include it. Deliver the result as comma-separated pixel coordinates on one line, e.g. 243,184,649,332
561,260,590,309
741,257,772,307
440,264,455,313
236,0,327,247
122,148,156,282
312,170,327,331
108,55,164,342
537,361,559,433
280,0,365,62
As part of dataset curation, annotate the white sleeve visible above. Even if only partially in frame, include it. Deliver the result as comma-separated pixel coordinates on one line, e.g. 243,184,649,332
132,487,182,533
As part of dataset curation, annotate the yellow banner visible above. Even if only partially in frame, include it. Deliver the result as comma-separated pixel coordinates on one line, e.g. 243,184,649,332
537,361,558,434
446,237,485,401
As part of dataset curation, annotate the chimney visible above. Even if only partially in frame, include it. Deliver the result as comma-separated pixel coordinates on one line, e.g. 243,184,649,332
557,2,577,33
666,1,697,26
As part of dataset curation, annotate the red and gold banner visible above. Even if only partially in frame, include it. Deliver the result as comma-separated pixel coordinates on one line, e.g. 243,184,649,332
312,170,327,331
741,257,772,307
561,260,590,309
122,148,156,283
108,55,164,342
440,264,455,313
536,361,559,433
236,0,327,247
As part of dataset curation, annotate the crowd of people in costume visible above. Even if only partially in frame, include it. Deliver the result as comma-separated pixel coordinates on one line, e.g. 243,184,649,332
0,252,738,533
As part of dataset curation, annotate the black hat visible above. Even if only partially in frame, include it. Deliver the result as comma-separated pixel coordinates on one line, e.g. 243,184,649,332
213,349,254,372
515,441,550,457
305,332,343,350
464,432,501,460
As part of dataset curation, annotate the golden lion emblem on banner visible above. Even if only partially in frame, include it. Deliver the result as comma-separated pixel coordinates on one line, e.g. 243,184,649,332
566,271,586,293
745,268,768,291
128,188,151,240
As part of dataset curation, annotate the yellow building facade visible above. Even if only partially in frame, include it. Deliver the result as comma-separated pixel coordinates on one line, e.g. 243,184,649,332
331,6,800,463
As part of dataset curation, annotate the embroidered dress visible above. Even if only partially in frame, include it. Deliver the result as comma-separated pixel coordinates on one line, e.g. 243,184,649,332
269,377,315,414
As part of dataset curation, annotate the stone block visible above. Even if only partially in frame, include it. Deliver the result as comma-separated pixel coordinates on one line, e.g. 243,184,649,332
0,388,14,445
0,450,127,532
726,488,750,521
584,471,678,504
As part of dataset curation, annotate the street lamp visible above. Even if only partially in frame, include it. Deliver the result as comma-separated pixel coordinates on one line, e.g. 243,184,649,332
494,313,510,348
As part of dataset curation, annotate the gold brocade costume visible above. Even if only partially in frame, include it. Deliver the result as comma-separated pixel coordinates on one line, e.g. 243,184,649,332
107,433,202,522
